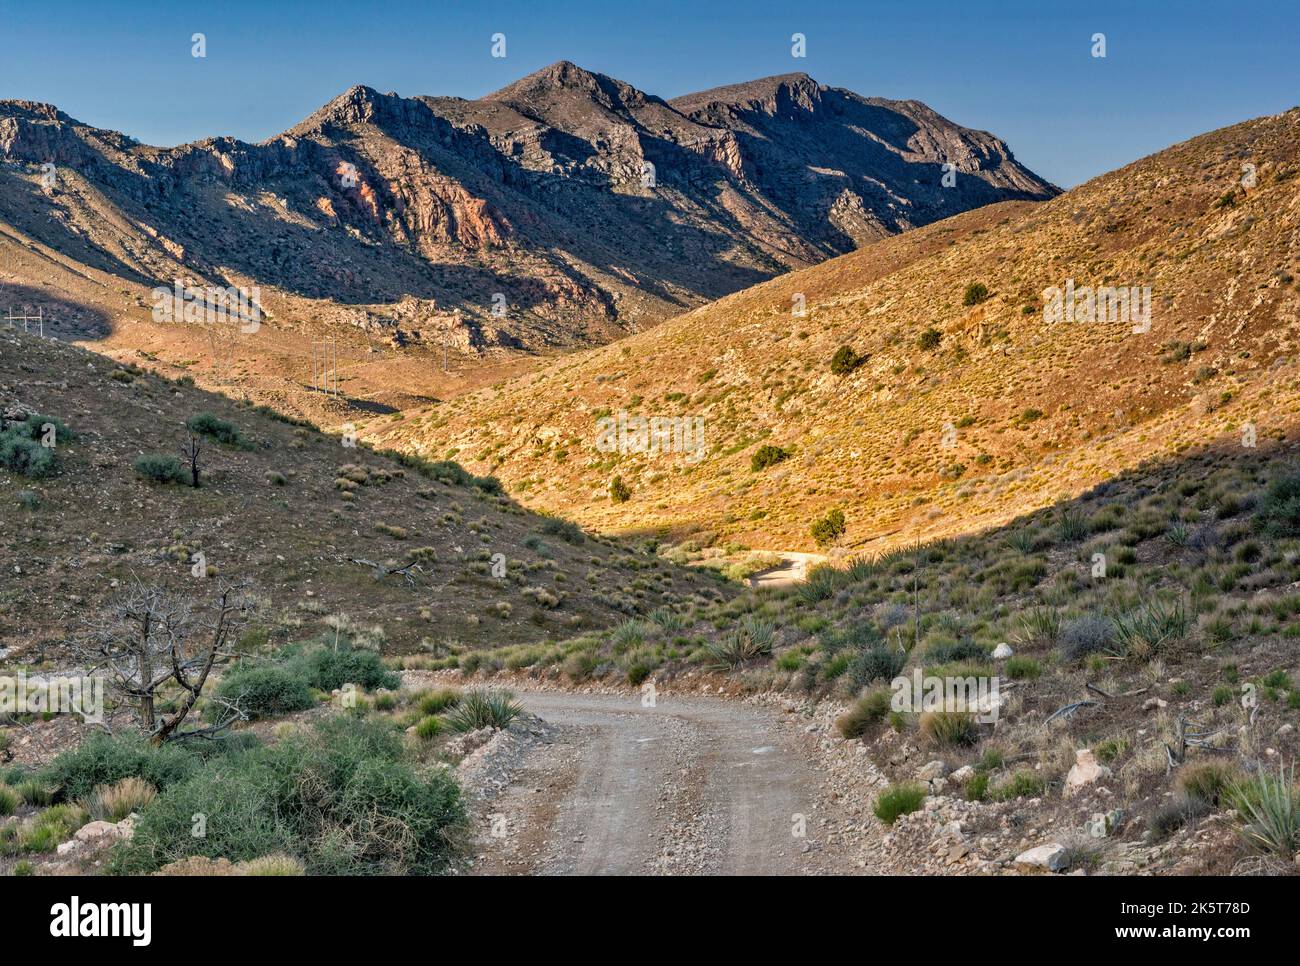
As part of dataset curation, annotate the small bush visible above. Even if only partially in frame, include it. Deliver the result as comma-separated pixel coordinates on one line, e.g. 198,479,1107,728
991,770,1045,801
0,784,18,816
40,734,201,802
830,346,867,375
1179,762,1242,808
212,665,316,720
836,689,892,738
295,644,400,692
1229,763,1300,857
242,853,306,876
609,476,631,503
186,412,248,448
849,646,906,686
810,508,846,547
962,282,989,306
1255,475,1300,537
751,444,792,472
85,777,157,822
1059,614,1114,661
919,710,979,747
1005,656,1041,679
134,453,187,484
706,615,776,668
874,783,927,824
417,689,461,715
413,716,443,740
916,327,942,351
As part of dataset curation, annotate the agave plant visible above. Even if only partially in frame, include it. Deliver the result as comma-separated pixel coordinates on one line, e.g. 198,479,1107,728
705,615,776,669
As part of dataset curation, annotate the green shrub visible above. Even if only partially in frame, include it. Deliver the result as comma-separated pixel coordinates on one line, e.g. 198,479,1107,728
705,615,775,668
116,716,464,875
916,327,942,351
1255,475,1300,537
413,716,443,740
0,784,18,816
134,453,186,484
810,508,846,547
964,772,990,802
962,282,989,306
1005,656,1041,680
849,646,906,686
874,783,926,824
212,665,316,720
186,411,249,448
830,345,867,375
0,415,66,478
751,444,792,472
539,515,586,544
39,734,202,802
417,689,461,715
1179,762,1242,808
991,770,1045,801
609,476,631,503
295,644,399,692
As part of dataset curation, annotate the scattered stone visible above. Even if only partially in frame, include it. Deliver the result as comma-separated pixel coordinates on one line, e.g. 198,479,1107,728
1064,749,1112,796
1014,843,1068,872
992,643,1014,659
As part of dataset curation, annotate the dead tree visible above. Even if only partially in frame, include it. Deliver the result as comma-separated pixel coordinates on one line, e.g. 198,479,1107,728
78,578,249,744
179,433,203,488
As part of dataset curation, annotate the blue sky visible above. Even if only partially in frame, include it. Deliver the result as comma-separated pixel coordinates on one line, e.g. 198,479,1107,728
1,0,1296,188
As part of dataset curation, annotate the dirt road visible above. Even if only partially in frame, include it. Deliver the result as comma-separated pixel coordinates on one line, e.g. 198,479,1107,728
747,552,827,589
467,691,859,875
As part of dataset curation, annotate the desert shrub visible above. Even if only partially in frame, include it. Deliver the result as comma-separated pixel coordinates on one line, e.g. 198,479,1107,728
20,803,88,852
830,345,867,375
836,689,892,738
116,716,463,875
919,710,979,747
625,662,653,686
874,783,926,824
1179,762,1243,808
212,665,316,720
561,651,599,681
186,411,249,448
39,734,202,802
0,784,18,816
797,565,839,603
417,689,461,715
445,690,523,732
84,777,157,822
964,772,990,801
916,327,943,351
539,515,586,544
810,508,846,547
0,427,57,478
751,444,792,471
1149,795,1209,840
962,282,989,306
134,453,186,484
294,644,399,692
1255,475,1300,537
609,476,631,503
849,646,907,686
1059,614,1114,660
924,639,989,665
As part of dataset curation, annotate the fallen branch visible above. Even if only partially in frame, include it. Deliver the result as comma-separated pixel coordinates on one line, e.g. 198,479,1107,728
1044,700,1097,725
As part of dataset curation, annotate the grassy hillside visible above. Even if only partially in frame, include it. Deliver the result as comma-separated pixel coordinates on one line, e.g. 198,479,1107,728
362,108,1300,556
0,320,725,665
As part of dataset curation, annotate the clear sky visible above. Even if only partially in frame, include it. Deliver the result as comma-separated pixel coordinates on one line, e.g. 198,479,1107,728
1,0,1296,188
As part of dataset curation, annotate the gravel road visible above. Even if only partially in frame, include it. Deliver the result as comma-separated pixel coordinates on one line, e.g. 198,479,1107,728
468,690,859,875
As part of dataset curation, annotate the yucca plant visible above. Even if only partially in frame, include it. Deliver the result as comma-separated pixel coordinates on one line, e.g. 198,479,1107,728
1229,763,1300,857
609,618,653,652
647,606,685,634
706,615,776,669
1110,596,1189,658
445,689,523,732
797,565,838,604
1016,606,1061,645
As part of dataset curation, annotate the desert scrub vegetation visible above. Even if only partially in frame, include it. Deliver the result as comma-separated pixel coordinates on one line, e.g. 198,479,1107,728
829,345,867,375
445,689,523,732
751,444,792,471
0,413,73,478
186,411,250,449
112,716,464,875
133,453,187,485
810,507,846,547
874,782,926,824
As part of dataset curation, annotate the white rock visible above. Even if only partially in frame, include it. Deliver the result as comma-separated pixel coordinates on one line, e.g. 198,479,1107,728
950,765,976,784
916,759,949,782
1015,843,1068,871
992,642,1014,659
1064,749,1112,796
